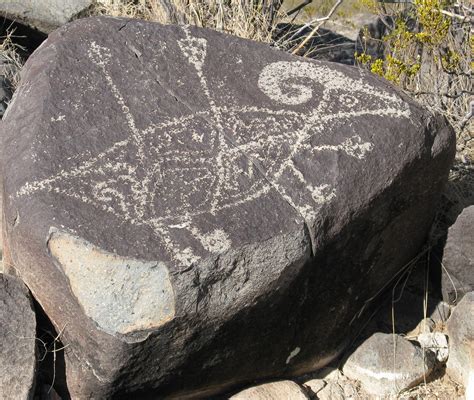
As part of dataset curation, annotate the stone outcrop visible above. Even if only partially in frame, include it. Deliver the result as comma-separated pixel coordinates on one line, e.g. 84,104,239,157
0,273,37,399
1,16,455,398
0,0,93,33
342,333,436,396
441,205,474,304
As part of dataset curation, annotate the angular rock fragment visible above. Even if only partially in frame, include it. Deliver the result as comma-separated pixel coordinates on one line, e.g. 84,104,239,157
446,291,474,389
230,380,309,400
304,378,326,395
0,274,37,399
441,205,474,304
343,332,436,396
1,17,455,398
417,332,449,363
312,381,345,400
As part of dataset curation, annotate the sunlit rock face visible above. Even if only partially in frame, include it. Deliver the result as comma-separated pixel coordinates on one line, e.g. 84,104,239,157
1,16,454,398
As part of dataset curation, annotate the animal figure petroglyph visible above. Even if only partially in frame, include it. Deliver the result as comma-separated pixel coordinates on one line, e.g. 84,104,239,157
16,26,411,267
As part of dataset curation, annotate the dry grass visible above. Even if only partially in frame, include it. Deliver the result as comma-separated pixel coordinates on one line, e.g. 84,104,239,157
90,0,284,42
0,29,24,91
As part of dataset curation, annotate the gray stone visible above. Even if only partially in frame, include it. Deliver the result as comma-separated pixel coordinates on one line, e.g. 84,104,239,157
416,332,449,363
0,273,37,399
304,378,326,394
446,291,474,388
1,17,454,398
441,205,474,304
314,381,345,400
343,332,436,396
340,379,360,399
0,0,93,33
230,381,309,400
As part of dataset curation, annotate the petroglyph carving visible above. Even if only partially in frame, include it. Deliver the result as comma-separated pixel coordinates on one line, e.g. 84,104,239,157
17,27,411,269
49,229,175,336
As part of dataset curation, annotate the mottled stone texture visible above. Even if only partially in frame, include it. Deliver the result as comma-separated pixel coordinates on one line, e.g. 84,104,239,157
0,274,37,399
1,16,454,398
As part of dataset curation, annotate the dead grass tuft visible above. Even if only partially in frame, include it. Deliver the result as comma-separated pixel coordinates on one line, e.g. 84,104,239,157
90,0,285,42
0,28,25,91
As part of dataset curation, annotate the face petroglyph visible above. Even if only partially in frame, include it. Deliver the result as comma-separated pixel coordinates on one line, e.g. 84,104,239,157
16,25,411,272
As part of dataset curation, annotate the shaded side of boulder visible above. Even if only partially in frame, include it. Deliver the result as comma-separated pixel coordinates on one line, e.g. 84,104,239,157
0,273,37,399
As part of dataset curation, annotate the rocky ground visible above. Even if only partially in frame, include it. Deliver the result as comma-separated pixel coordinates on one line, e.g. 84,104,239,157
0,2,472,399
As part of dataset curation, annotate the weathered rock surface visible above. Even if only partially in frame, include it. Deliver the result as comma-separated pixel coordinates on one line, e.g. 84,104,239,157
441,205,474,304
230,380,309,399
0,0,93,33
304,367,360,399
343,332,436,396
417,332,449,363
0,273,37,399
1,16,454,398
446,291,474,389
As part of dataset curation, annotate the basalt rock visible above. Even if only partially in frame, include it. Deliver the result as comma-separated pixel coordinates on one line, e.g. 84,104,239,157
1,16,455,398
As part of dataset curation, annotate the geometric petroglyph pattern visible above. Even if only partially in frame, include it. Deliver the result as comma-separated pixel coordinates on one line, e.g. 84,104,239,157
16,26,411,268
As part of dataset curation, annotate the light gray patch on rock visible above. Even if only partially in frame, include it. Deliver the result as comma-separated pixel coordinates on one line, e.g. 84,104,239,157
48,228,175,338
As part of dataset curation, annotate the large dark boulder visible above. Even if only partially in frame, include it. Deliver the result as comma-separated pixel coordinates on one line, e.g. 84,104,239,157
1,16,455,398
0,273,37,399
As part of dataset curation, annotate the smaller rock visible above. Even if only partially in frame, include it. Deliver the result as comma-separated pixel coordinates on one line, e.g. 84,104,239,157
340,379,360,399
417,332,449,363
0,273,37,399
315,381,345,400
343,332,436,396
407,317,435,338
441,205,474,304
0,0,94,33
304,378,326,395
446,291,474,388
230,380,309,400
